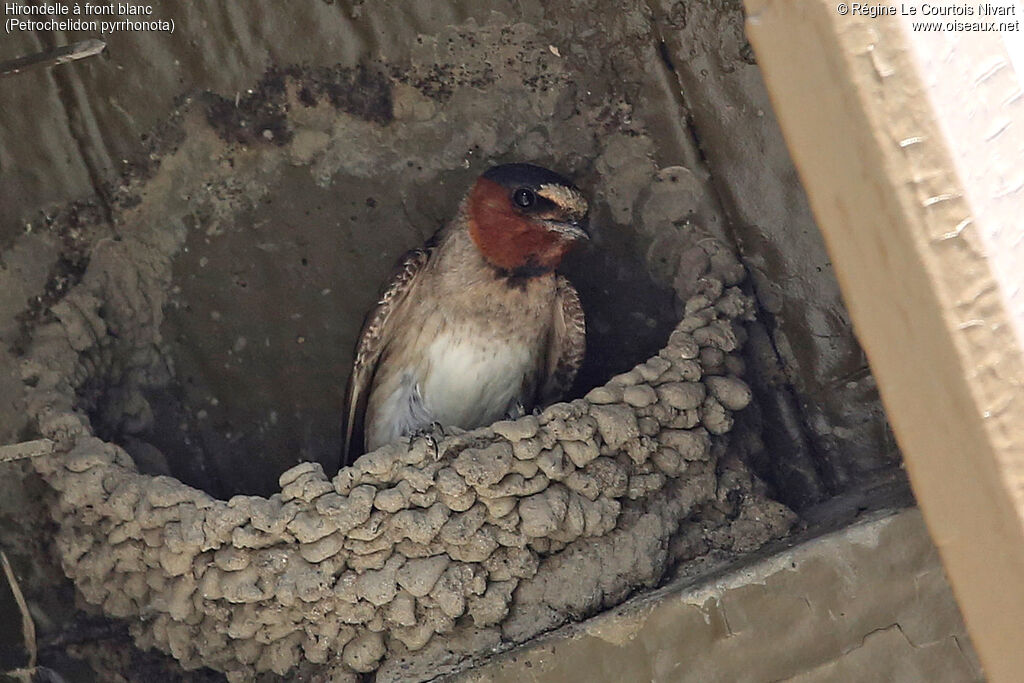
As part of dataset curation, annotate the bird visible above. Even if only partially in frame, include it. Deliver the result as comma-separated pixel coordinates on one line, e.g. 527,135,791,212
341,163,589,466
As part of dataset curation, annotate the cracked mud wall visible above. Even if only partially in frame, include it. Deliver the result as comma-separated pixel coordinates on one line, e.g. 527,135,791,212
0,0,906,680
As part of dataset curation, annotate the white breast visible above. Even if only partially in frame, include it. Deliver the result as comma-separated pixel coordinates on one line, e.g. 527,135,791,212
420,330,535,429
363,330,538,451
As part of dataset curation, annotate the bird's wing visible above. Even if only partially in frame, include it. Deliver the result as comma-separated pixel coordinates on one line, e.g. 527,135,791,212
342,248,431,466
540,275,586,405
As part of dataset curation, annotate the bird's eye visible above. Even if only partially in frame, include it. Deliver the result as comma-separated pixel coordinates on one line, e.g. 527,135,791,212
513,188,536,208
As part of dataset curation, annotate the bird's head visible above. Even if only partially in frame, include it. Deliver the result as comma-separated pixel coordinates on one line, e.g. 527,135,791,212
465,163,590,276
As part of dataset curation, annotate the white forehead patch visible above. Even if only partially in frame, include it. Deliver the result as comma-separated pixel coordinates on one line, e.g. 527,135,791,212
537,183,588,218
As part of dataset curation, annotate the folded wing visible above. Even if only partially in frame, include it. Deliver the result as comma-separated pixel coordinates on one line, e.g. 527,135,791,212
341,248,431,466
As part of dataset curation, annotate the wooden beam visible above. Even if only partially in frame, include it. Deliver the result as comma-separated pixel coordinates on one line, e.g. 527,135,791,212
744,3,1024,680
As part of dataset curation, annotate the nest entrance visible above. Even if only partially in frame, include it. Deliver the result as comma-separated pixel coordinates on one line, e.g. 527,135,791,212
68,161,681,501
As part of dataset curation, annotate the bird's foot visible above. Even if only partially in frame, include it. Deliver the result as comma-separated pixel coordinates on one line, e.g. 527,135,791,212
407,421,471,458
406,422,457,461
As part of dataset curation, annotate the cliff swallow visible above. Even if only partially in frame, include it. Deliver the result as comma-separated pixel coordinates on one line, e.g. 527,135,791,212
341,163,589,465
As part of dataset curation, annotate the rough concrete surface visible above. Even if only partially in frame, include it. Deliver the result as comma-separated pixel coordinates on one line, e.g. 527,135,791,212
650,1,899,500
0,0,927,680
452,507,983,683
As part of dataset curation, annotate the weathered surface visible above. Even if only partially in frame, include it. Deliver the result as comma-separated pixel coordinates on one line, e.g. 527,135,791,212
450,507,983,683
649,0,898,500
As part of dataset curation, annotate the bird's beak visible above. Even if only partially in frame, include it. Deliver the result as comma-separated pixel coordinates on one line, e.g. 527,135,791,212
542,219,590,243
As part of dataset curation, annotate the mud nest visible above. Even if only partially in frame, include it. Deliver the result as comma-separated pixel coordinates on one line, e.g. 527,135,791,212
19,227,795,680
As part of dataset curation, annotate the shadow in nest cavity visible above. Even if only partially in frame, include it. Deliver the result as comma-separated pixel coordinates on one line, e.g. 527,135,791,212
83,164,679,499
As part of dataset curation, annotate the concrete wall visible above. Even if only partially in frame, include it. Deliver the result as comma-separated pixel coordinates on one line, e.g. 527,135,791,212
451,507,983,683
